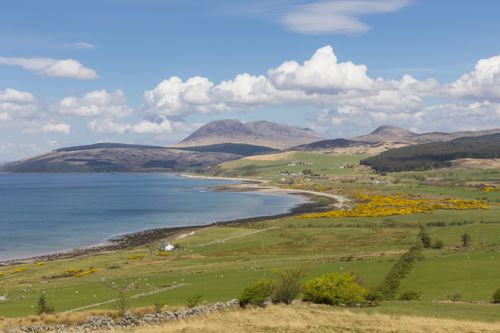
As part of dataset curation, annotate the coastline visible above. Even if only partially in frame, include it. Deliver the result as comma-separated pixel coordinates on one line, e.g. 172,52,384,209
0,176,343,266
179,173,264,183
179,173,350,208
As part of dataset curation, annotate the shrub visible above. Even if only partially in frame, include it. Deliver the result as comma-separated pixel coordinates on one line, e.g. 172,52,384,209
365,288,384,304
491,288,500,303
271,267,308,305
116,287,130,316
36,294,55,315
377,243,423,299
239,280,276,307
432,239,444,249
303,273,370,306
398,290,421,301
418,225,432,248
153,302,164,313
186,295,203,308
447,293,463,302
462,233,471,248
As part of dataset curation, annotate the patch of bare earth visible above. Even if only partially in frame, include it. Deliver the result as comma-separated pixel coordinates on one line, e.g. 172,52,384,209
302,143,409,156
242,151,294,161
450,158,500,169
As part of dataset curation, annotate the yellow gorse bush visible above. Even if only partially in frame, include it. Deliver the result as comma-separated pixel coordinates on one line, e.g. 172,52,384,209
299,194,489,219
128,254,145,261
65,268,97,277
0,267,29,277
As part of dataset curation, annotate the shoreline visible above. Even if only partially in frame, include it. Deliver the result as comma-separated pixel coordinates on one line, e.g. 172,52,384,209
179,173,265,183
0,176,344,265
179,173,350,208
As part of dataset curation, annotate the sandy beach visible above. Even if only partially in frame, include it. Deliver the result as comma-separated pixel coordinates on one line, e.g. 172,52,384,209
180,173,350,208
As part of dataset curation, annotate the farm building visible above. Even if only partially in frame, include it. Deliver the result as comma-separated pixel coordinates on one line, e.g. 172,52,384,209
160,241,175,252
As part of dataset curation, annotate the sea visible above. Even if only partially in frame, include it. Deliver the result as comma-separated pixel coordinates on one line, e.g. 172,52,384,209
0,173,303,261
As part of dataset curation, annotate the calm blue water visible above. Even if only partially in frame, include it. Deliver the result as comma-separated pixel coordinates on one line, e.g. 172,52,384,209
0,173,303,261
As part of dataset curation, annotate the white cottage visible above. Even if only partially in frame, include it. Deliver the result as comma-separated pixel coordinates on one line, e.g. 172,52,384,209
160,241,175,252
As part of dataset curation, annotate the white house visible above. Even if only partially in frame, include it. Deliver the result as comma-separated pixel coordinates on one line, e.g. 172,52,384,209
160,241,175,252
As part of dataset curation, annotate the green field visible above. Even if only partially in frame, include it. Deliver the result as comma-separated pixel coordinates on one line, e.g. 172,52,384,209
218,152,370,179
1,151,500,323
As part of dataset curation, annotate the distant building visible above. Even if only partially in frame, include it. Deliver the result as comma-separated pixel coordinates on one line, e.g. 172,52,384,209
160,241,175,252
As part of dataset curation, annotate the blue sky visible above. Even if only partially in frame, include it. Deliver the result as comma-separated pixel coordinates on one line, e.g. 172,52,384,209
1,0,500,160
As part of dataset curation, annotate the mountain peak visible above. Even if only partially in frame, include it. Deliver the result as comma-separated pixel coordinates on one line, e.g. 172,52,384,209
175,119,322,149
354,125,417,143
371,125,416,135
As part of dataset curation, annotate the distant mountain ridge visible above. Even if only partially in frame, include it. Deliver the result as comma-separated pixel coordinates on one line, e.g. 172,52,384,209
174,119,322,149
55,143,165,152
353,125,500,144
2,142,280,173
4,120,500,173
2,146,242,173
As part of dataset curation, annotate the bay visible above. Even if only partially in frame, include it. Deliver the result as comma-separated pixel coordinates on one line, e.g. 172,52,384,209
0,173,303,261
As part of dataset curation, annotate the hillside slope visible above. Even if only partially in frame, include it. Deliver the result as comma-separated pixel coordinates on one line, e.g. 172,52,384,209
173,143,279,156
2,146,241,172
361,133,500,172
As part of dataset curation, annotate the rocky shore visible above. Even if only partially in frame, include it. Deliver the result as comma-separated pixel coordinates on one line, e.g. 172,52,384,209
0,192,336,266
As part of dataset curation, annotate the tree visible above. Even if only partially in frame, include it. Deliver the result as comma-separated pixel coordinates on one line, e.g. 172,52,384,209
462,232,472,248
271,267,308,305
36,294,55,315
418,225,432,248
116,287,130,316
492,288,500,304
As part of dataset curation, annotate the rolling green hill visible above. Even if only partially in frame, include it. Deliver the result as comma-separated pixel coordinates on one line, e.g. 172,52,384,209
361,134,500,172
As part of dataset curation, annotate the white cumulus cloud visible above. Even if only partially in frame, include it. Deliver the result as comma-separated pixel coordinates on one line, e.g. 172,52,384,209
0,57,98,79
268,45,375,93
58,90,132,118
281,0,412,35
142,45,436,122
87,118,173,135
445,54,500,102
24,122,71,135
0,88,38,121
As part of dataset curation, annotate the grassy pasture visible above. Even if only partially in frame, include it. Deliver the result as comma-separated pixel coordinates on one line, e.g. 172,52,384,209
218,152,370,179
